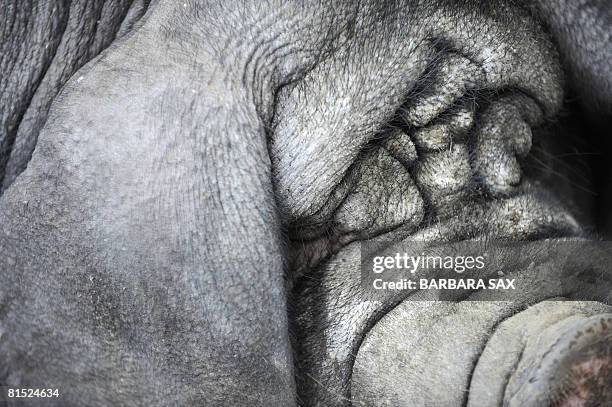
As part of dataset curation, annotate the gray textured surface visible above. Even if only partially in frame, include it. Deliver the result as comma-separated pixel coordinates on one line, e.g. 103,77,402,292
0,0,611,405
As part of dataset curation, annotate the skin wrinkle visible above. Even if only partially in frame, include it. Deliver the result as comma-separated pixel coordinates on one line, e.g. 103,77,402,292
288,136,431,277
505,313,612,406
401,51,485,127
464,301,538,407
1,0,150,191
284,92,554,273
284,60,486,245
0,1,70,186
355,307,507,405
474,99,535,196
116,0,151,37
272,2,563,226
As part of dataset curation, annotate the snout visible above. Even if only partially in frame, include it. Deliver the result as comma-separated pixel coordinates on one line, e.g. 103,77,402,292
505,314,612,407
352,301,612,406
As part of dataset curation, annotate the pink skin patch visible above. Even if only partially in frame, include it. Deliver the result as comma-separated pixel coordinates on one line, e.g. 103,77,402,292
557,356,612,407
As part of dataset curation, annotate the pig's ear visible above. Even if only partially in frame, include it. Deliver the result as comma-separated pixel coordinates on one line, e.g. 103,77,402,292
534,0,612,115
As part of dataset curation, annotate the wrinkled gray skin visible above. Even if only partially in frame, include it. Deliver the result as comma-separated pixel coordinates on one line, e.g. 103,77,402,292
0,0,611,406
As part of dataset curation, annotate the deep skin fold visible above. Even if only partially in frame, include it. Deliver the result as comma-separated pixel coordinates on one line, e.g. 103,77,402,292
0,0,152,191
0,1,611,406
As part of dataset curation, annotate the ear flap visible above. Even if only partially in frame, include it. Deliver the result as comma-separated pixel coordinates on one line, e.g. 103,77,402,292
534,0,612,115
